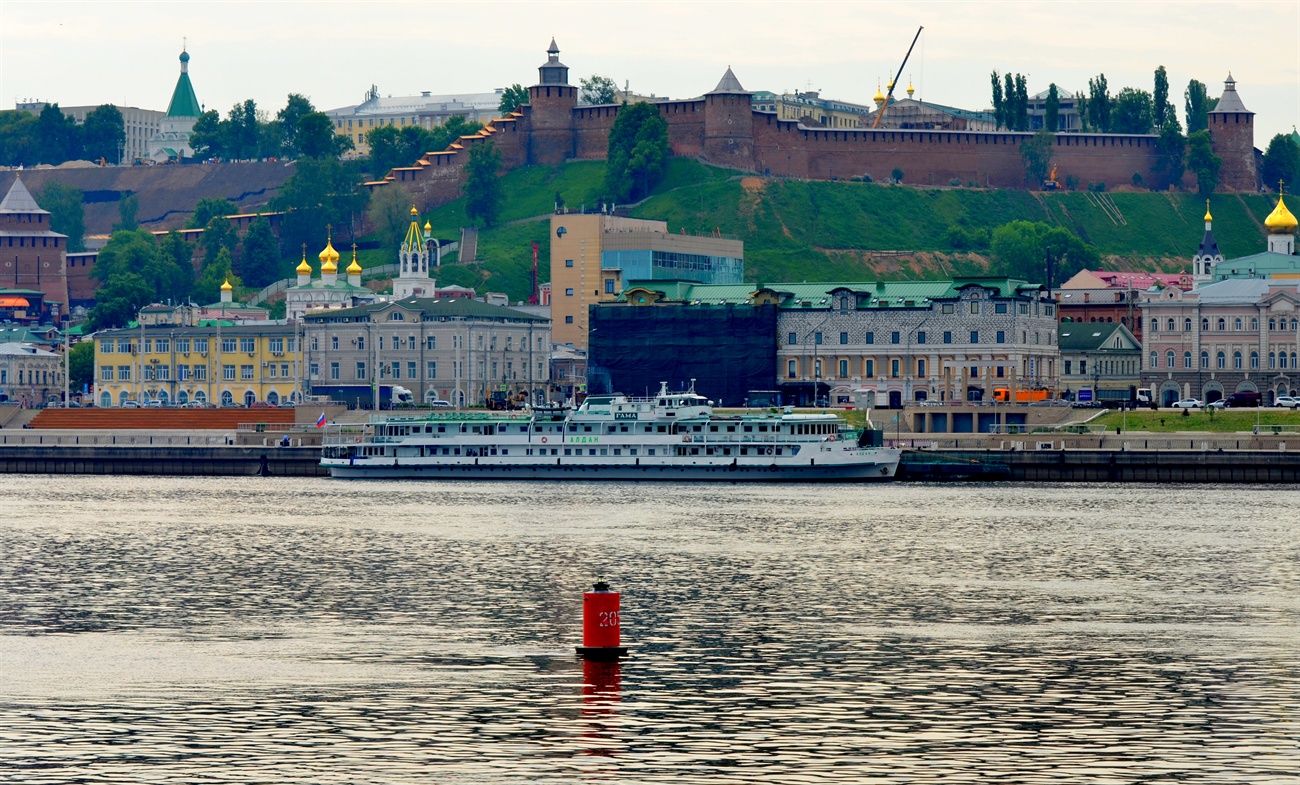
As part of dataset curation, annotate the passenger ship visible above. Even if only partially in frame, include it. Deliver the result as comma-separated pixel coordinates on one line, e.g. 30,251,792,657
321,384,901,481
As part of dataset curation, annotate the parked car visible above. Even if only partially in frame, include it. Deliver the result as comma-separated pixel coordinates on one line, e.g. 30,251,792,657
144,400,163,408
1224,391,1262,408
430,400,452,408
1207,399,1228,410
121,400,141,408
1170,398,1204,409
1275,396,1300,409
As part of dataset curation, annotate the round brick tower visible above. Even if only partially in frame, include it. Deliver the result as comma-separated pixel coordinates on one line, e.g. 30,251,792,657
527,38,577,165
1207,73,1257,192
703,67,755,170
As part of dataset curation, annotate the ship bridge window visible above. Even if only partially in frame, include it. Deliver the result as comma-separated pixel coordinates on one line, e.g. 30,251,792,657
744,425,753,432
727,425,736,432
584,425,593,432
657,425,667,433
710,425,719,432
759,425,769,432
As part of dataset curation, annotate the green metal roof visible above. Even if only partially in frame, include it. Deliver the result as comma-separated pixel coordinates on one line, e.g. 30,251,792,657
621,277,1043,308
303,296,548,323
1057,322,1138,353
1210,251,1300,282
165,72,202,118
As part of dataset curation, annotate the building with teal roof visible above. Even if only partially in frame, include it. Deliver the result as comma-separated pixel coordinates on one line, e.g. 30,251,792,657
148,46,203,162
595,276,1059,408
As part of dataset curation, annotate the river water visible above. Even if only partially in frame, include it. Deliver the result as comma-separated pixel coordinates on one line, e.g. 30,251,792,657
0,476,1296,783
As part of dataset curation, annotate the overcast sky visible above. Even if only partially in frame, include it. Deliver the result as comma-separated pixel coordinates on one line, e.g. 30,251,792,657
3,1,1297,141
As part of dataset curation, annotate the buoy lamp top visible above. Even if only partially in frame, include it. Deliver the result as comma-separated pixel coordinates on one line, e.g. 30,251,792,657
592,580,612,592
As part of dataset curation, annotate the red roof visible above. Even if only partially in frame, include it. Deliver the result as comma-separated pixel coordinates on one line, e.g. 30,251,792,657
1091,271,1191,290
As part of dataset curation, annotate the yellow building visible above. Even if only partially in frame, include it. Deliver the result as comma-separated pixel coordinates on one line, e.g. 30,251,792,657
550,214,744,349
93,316,305,408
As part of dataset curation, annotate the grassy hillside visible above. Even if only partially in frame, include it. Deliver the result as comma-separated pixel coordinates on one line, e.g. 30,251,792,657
352,158,1285,302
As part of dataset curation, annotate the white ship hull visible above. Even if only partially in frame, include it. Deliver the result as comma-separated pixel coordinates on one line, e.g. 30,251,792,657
324,449,900,482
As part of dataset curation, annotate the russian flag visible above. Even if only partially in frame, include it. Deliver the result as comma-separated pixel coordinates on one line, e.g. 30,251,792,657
316,411,327,428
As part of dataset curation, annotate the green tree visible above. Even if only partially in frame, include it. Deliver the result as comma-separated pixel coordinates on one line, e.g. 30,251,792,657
1260,134,1300,193
85,273,154,331
297,112,343,158
201,214,238,266
272,156,369,255
1012,73,1029,131
68,340,95,392
156,229,195,302
463,142,504,228
93,229,160,284
238,217,281,288
37,103,79,164
499,84,528,114
226,99,260,160
1186,129,1221,195
276,93,315,157
603,101,669,202
81,104,125,163
1153,66,1171,129
427,116,481,151
189,109,226,159
0,109,40,166
1184,79,1211,134
991,220,1098,285
580,75,619,105
1111,88,1154,134
193,247,243,305
1151,119,1186,190
367,183,417,253
1087,74,1111,133
1020,130,1054,186
37,182,85,252
990,71,1004,130
114,193,138,232
1043,84,1060,132
188,197,239,229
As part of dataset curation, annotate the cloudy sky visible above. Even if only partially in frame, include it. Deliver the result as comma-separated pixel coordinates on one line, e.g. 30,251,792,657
3,0,1297,141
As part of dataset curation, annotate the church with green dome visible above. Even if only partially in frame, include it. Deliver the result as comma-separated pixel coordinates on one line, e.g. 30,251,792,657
147,46,203,162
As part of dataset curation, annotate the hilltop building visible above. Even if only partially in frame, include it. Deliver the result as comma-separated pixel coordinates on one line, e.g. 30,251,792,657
0,176,68,322
147,47,202,162
750,89,875,130
16,101,163,164
373,41,1259,211
326,84,506,157
549,213,744,350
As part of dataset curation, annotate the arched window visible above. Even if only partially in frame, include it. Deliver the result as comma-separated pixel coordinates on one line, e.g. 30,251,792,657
244,390,256,407
1250,352,1259,369
1167,318,1176,331
1218,318,1226,331
100,391,112,408
1217,351,1226,369
1293,352,1298,369
1150,318,1159,332
1282,353,1290,370
1293,320,1299,331
221,390,234,406
1184,318,1193,332
1150,351,1158,368
1183,351,1192,368
1200,351,1209,368
1234,317,1243,331
1270,352,1277,369
1166,350,1175,368
1270,318,1277,330
1251,318,1258,330
1233,351,1243,369
389,312,404,321
1202,318,1210,331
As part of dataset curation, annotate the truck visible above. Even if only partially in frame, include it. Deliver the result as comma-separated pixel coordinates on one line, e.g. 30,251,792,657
991,388,1050,403
486,386,527,411
1135,387,1155,406
312,385,414,410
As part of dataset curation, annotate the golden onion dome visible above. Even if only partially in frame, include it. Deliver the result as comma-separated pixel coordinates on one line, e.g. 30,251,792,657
220,278,233,292
873,82,885,105
346,245,362,275
906,79,915,98
1264,193,1298,234
410,206,419,216
424,220,432,232
319,236,339,271
1203,200,1213,223
295,250,312,275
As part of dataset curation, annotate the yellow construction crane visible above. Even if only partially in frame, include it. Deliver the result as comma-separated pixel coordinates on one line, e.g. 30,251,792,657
872,26,924,129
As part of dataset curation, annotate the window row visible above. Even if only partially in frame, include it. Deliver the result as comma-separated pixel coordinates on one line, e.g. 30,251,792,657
788,329,1048,346
1150,317,1300,333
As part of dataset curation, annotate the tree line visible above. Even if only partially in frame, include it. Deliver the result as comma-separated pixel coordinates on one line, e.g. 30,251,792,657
0,104,126,166
190,93,353,161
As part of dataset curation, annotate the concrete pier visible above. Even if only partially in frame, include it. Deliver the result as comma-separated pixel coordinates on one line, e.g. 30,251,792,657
0,445,326,477
899,448,1300,483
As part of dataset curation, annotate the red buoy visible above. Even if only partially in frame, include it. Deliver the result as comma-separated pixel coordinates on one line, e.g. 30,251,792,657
576,581,628,660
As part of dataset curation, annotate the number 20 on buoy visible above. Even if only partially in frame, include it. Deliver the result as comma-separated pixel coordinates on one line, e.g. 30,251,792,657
576,580,628,660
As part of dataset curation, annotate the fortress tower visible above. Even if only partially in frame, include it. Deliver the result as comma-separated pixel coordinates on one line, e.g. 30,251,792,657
527,38,577,165
702,67,754,170
1206,74,1257,192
